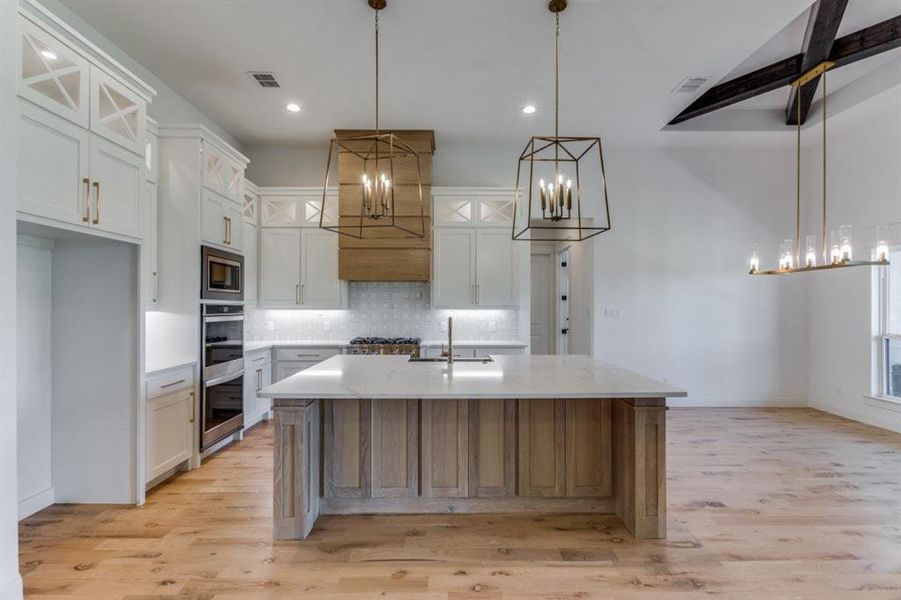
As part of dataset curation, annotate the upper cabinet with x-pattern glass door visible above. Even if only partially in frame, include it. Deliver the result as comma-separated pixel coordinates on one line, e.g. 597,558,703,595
90,67,146,155
19,17,90,127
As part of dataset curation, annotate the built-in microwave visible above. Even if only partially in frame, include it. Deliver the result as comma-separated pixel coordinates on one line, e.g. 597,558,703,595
201,245,243,301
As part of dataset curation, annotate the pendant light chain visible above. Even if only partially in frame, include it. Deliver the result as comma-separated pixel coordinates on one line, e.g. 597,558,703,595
822,71,828,262
555,12,560,140
375,9,379,134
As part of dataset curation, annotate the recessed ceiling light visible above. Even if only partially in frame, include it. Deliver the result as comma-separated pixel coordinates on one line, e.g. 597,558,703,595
286,103,301,113
40,49,58,60
522,105,537,114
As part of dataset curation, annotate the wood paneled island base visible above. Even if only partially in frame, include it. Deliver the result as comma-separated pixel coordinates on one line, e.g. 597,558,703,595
272,396,667,540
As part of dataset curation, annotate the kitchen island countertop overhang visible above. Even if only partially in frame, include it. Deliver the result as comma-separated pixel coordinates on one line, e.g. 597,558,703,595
260,355,686,542
257,354,688,400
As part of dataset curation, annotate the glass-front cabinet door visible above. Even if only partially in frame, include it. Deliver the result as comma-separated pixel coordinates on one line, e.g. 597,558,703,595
90,66,146,155
19,17,90,127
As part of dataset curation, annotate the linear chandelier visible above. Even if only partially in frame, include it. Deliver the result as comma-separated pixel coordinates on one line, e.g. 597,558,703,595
512,0,611,242
749,62,889,275
319,0,427,240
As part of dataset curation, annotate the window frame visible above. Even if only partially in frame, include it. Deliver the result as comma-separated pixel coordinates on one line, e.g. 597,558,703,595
877,246,901,400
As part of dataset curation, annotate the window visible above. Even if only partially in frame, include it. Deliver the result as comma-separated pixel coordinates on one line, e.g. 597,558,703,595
879,246,901,399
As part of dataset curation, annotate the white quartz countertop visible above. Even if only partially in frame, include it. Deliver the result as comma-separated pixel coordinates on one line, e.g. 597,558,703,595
245,340,348,352
258,354,687,400
420,340,527,348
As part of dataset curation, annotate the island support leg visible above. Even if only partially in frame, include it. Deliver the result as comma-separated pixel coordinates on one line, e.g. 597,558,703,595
614,398,666,539
273,399,320,540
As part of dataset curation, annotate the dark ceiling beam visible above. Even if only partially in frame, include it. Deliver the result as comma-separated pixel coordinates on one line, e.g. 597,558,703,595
668,13,901,126
786,0,848,126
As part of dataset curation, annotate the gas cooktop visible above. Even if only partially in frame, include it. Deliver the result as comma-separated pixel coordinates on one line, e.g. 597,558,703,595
348,337,421,345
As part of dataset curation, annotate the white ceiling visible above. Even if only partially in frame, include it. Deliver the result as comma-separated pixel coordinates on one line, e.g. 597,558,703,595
59,0,901,149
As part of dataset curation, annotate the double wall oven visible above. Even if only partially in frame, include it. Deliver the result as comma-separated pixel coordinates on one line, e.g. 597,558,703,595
201,246,245,450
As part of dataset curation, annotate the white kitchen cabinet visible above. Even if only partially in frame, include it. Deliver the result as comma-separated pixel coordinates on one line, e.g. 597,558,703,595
144,179,159,305
145,366,195,484
244,349,272,428
300,229,341,307
18,101,90,225
475,229,516,307
260,228,301,307
89,134,143,238
146,388,194,481
433,226,517,309
433,190,515,227
242,181,258,225
19,16,91,128
202,189,242,251
433,229,475,307
226,160,244,203
259,228,344,309
18,101,142,239
89,65,146,155
243,222,258,306
201,141,229,196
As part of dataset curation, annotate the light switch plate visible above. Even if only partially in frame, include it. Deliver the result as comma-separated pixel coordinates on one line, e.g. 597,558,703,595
439,320,448,332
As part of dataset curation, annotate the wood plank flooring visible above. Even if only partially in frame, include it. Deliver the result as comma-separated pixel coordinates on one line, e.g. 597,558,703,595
18,408,901,599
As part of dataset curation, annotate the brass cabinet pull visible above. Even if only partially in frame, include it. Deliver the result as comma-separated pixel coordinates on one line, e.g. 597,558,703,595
92,181,100,224
188,391,195,423
82,178,91,222
300,283,304,304
227,217,232,245
223,216,229,245
295,284,300,304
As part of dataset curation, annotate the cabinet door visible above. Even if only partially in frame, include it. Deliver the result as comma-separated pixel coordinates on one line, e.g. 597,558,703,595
243,223,258,305
260,195,301,227
275,360,315,382
201,141,228,195
89,134,142,238
259,229,301,307
433,195,474,226
144,179,159,305
469,399,516,497
518,399,566,497
19,17,90,127
243,368,258,428
323,399,370,498
300,229,341,307
421,399,468,498
565,399,612,497
224,202,243,251
18,102,90,225
370,399,418,498
201,190,227,247
242,187,258,224
226,161,244,203
257,364,272,418
433,228,475,308
146,389,193,481
89,66,146,155
476,229,516,307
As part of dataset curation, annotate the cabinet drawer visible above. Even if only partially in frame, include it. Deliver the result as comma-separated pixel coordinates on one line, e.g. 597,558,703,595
245,349,272,369
146,366,194,399
275,347,339,362
275,361,320,383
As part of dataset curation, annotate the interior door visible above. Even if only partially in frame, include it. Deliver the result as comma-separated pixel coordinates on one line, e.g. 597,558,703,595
476,229,515,306
433,228,475,307
89,134,142,238
530,253,552,354
259,228,301,307
18,102,90,225
300,229,340,307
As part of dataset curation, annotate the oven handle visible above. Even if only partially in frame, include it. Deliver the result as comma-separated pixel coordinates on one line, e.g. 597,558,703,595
203,315,244,323
204,370,244,388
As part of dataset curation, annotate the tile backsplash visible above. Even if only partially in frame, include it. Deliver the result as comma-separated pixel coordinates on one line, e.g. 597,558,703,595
246,282,521,342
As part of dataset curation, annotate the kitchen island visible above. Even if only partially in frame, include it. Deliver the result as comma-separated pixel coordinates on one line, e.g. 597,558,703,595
258,354,686,540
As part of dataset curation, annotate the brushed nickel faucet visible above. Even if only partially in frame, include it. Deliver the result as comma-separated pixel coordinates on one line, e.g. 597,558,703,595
441,316,454,364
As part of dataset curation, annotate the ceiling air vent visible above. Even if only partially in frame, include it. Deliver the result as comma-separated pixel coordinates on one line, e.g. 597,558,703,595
248,71,280,88
673,77,710,93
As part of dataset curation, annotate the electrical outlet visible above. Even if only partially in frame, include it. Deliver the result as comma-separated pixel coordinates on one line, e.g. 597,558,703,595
604,307,622,318
489,320,497,333
439,320,448,332
323,321,331,332
266,321,275,331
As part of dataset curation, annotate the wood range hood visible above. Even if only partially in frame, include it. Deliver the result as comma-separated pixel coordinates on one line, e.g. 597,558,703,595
335,129,435,282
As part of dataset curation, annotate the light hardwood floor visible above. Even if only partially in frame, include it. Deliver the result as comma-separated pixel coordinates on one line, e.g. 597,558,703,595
19,408,901,599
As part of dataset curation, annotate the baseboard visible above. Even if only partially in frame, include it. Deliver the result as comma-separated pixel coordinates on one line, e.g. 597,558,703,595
810,397,901,434
0,574,23,600
17,486,53,520
666,395,806,408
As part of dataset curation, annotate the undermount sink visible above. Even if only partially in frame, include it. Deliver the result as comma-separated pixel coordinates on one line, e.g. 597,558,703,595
409,356,494,364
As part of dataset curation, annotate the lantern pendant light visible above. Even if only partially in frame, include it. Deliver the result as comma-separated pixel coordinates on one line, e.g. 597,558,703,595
319,0,426,239
512,0,611,242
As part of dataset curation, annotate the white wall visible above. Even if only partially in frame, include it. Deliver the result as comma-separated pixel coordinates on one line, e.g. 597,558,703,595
38,0,241,149
0,0,22,595
804,88,901,433
594,149,809,407
16,239,53,519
